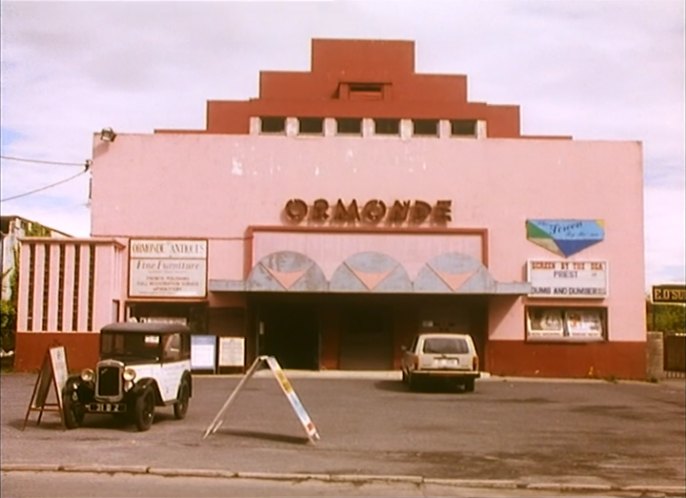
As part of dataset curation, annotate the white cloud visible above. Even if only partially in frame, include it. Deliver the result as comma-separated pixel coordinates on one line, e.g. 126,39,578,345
1,0,684,288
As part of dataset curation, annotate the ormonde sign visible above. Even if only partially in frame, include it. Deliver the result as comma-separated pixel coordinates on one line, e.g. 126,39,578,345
284,198,452,225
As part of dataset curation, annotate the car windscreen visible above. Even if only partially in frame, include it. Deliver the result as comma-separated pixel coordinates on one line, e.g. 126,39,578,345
101,332,161,360
422,337,469,354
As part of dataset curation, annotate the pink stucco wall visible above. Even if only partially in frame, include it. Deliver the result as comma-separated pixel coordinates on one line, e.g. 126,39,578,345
90,133,644,343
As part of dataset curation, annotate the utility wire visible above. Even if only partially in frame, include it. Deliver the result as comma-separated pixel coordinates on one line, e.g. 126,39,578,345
0,169,88,203
0,155,87,167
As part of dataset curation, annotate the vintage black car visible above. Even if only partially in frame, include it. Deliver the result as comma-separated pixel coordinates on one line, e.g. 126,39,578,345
62,322,192,431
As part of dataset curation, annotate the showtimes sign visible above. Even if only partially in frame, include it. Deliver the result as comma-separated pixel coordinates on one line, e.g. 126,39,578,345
527,260,608,298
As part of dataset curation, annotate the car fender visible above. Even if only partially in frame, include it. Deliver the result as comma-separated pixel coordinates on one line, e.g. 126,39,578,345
64,374,82,391
179,371,193,398
130,378,162,405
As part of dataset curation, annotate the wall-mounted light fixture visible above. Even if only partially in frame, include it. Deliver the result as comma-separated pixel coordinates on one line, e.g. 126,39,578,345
99,127,117,142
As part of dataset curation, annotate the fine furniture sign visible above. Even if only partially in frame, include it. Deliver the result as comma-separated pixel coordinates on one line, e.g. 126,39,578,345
129,239,207,298
527,260,608,298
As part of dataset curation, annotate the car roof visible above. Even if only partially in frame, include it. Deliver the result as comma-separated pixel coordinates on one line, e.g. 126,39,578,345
418,333,471,339
100,322,191,334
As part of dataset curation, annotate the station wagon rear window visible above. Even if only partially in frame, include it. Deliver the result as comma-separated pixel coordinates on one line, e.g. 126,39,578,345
422,338,469,354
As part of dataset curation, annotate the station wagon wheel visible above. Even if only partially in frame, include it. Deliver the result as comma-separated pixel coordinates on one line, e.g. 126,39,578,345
173,378,190,420
134,386,155,431
408,373,420,391
62,389,85,429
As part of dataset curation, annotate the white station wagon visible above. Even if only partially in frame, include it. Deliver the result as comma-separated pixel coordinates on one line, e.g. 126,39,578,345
401,333,480,392
62,322,193,431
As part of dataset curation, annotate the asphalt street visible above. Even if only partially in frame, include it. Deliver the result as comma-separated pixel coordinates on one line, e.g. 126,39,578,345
1,371,684,496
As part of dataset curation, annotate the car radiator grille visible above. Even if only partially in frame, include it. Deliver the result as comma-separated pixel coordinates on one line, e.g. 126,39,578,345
97,365,122,397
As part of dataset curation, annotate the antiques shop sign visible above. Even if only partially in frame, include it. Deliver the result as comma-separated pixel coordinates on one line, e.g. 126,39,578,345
129,239,207,298
527,260,608,298
284,198,452,225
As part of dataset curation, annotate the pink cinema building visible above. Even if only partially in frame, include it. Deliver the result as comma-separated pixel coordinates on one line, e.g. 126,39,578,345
15,39,646,378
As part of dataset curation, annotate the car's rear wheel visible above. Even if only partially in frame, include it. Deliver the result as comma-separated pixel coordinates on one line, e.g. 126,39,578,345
62,390,85,429
134,387,155,431
173,378,190,420
408,373,420,391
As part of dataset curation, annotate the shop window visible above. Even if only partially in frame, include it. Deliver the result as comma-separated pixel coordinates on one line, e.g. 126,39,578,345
336,118,362,135
450,119,476,137
126,302,208,333
299,117,324,135
260,116,286,134
163,333,182,361
413,119,438,137
526,307,606,342
374,118,400,136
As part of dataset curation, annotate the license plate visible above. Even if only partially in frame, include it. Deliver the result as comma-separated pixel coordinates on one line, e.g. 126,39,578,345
88,402,126,413
436,359,458,367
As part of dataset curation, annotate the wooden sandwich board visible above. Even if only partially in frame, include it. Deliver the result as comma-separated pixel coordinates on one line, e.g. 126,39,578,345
22,346,69,430
203,355,320,443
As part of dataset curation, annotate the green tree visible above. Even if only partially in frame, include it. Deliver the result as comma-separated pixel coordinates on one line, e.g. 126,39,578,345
646,298,686,333
0,300,16,351
1,222,51,353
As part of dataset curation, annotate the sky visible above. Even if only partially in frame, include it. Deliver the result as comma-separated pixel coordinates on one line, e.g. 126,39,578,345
0,0,684,291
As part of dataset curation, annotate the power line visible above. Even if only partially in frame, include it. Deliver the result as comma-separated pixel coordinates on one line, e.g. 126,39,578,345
0,155,87,167
0,170,88,203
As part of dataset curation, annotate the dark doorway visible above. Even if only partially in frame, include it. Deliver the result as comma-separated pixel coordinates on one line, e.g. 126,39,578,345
339,305,393,370
260,303,318,369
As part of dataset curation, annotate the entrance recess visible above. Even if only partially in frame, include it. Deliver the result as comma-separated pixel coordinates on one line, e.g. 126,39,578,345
259,303,318,370
339,305,393,370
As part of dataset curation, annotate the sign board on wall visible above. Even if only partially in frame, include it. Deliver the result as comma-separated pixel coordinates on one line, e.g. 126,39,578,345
218,337,245,367
527,308,604,341
527,260,608,298
652,285,686,304
191,335,217,372
129,239,207,298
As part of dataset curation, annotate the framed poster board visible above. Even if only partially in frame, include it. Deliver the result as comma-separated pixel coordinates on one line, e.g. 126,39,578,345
219,337,245,368
191,335,217,372
23,346,69,430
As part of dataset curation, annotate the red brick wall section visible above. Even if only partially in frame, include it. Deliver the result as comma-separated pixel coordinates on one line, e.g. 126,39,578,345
487,341,647,380
164,39,543,139
14,332,99,373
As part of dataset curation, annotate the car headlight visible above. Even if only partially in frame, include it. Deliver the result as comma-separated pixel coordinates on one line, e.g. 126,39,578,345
81,368,95,382
123,368,136,381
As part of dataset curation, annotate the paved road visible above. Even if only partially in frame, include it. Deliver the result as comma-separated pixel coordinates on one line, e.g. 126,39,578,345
1,372,684,496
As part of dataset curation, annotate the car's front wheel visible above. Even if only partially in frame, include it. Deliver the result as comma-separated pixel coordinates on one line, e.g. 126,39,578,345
173,378,190,420
62,390,85,429
134,386,155,431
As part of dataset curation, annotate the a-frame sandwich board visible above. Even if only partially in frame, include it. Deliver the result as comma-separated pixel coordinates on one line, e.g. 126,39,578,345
22,346,69,430
203,355,320,443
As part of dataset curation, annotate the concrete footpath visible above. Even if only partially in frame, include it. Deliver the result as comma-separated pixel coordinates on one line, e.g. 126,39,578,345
1,371,684,497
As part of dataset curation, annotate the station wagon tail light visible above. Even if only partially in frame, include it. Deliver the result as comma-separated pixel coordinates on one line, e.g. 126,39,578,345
472,356,479,371
81,369,95,382
123,368,136,381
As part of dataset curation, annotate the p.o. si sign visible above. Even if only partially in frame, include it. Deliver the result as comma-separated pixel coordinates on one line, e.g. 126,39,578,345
652,285,686,304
